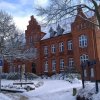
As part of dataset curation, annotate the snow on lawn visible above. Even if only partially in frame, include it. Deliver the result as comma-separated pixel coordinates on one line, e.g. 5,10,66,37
77,82,100,100
23,79,82,100
0,93,11,100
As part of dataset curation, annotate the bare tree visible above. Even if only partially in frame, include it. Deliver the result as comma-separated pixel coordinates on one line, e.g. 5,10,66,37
0,10,38,74
0,10,17,54
36,0,100,28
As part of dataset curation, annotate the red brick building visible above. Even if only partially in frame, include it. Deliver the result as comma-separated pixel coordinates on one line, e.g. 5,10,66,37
3,7,100,80
24,7,100,80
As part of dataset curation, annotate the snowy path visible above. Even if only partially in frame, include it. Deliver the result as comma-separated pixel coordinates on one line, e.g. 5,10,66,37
23,79,82,100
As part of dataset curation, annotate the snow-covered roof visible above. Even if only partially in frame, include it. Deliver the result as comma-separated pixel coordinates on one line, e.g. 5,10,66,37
41,17,75,40
41,10,94,40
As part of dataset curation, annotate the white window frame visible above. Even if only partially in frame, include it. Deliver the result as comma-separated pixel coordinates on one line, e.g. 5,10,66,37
68,58,74,67
60,59,64,70
80,54,89,63
52,59,56,72
44,61,48,72
67,40,73,50
44,46,48,55
51,44,56,53
59,42,64,52
79,35,88,48
91,68,94,78
84,69,87,77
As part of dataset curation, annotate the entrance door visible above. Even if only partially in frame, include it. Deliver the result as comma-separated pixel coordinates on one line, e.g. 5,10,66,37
32,63,36,74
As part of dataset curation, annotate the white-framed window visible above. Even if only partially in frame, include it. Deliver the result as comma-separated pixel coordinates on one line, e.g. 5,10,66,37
90,68,94,78
80,54,89,63
52,59,56,72
84,69,87,77
44,61,48,72
44,46,48,55
51,44,56,53
60,59,64,70
79,35,88,48
59,42,64,52
67,40,73,50
68,58,74,67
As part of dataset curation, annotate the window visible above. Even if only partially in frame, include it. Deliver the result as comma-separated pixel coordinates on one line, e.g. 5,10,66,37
67,40,73,50
84,69,87,77
80,54,89,63
79,35,88,48
30,36,33,43
44,46,48,55
68,58,74,67
90,68,94,78
52,59,56,72
60,59,64,70
44,61,48,72
59,42,64,52
51,44,56,53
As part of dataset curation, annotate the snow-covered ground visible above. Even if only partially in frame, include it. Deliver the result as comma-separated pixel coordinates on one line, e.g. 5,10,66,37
0,78,82,100
77,82,100,100
0,78,100,100
23,79,82,100
0,93,11,100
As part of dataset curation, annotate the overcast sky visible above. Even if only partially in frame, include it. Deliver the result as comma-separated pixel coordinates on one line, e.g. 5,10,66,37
0,0,49,31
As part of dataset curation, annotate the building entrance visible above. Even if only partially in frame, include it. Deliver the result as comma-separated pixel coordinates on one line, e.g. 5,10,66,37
32,63,36,74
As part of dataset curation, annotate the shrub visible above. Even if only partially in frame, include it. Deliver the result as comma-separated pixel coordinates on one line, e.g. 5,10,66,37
6,73,20,80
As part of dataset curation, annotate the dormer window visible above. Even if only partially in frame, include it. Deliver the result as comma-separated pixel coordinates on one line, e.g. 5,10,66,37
56,24,64,36
49,27,56,38
79,35,88,48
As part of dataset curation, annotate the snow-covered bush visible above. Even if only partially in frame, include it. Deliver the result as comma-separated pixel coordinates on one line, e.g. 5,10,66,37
26,73,39,80
1,73,8,79
41,72,81,81
6,73,20,80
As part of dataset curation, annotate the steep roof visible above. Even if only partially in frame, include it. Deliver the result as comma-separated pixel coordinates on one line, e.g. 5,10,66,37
41,17,75,40
41,6,94,40
40,8,94,40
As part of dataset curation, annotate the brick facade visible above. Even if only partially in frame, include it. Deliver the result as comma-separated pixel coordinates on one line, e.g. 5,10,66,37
24,8,100,80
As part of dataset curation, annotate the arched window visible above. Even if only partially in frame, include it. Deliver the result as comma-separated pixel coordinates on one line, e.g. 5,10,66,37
79,35,88,48
80,54,89,63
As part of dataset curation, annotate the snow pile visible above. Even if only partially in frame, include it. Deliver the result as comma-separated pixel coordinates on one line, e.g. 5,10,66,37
77,82,100,100
0,93,11,100
93,92,100,100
